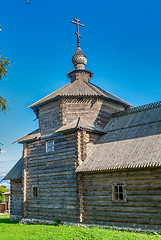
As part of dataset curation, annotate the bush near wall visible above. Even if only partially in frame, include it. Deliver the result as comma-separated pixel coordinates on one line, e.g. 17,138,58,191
0,186,7,203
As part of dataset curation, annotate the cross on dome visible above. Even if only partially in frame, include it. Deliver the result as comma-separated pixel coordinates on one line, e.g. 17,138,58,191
71,17,84,48
70,17,87,71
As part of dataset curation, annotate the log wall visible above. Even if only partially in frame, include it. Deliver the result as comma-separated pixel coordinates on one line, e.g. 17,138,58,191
10,180,23,220
23,129,100,222
77,130,101,222
24,132,79,222
77,130,101,164
62,98,125,128
82,168,161,231
38,97,125,137
38,100,62,136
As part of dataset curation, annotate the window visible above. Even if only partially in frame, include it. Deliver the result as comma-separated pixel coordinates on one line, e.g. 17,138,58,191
32,186,38,198
112,183,126,202
46,140,54,153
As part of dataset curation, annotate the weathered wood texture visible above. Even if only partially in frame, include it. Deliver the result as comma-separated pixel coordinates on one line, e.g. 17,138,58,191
23,129,100,222
82,168,161,231
0,203,5,213
10,180,23,220
24,132,79,221
38,100,62,136
77,130,100,164
77,104,161,173
38,98,125,136
62,98,124,129
23,144,28,218
76,131,100,222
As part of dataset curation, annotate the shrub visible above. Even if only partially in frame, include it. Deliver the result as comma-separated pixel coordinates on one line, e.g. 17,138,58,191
0,186,7,203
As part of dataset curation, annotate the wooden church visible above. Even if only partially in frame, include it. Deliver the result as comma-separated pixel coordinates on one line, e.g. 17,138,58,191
3,18,161,232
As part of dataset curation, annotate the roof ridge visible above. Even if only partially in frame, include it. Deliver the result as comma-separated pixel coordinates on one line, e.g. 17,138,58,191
90,82,113,96
106,118,161,133
89,82,133,106
85,81,104,95
129,101,161,112
27,82,71,108
113,100,161,117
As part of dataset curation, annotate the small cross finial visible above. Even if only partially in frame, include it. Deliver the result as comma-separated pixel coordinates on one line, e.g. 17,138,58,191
71,17,84,48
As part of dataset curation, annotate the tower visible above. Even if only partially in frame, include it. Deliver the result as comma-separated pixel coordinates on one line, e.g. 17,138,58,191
4,17,131,222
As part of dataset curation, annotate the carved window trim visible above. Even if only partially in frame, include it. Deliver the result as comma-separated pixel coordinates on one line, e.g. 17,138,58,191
77,97,84,102
112,183,126,202
46,140,54,153
32,185,39,198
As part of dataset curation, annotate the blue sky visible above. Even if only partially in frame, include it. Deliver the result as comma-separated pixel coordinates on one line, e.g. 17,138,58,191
0,0,161,186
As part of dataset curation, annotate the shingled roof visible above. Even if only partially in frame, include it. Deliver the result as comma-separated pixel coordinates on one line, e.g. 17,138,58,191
13,129,40,144
76,102,161,172
56,117,106,134
27,80,132,109
3,158,23,181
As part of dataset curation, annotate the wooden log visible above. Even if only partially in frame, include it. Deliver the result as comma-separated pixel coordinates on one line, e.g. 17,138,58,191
84,200,161,207
84,220,161,231
84,215,161,225
85,205,161,214
27,203,77,210
27,196,78,202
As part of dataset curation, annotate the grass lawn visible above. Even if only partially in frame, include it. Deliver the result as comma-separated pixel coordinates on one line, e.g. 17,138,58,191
0,215,160,240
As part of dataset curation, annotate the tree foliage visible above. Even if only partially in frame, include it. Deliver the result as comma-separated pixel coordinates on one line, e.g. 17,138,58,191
0,52,10,151
0,0,29,114
0,186,7,203
0,52,11,113
0,55,10,80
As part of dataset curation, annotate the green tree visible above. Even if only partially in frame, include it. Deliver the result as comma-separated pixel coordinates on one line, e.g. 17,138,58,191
0,186,7,203
0,52,10,113
0,52,10,152
0,0,27,149
0,0,28,114
1,0,28,111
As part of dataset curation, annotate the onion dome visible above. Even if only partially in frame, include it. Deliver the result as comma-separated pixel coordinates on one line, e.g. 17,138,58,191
72,47,87,70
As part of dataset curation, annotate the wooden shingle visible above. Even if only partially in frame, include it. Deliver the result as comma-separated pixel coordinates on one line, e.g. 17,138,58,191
77,103,161,172
3,158,22,180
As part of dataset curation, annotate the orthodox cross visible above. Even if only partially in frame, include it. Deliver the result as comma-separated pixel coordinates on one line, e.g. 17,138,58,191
71,17,84,48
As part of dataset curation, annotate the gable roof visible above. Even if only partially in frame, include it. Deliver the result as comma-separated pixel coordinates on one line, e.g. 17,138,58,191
27,80,132,109
76,102,161,172
3,158,23,181
56,117,106,134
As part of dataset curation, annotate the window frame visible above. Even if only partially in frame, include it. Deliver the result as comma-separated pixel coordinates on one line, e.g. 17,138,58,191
112,183,126,202
46,140,54,153
32,185,39,198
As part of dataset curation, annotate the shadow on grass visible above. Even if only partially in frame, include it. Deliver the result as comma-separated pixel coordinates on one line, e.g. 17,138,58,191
0,218,19,224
